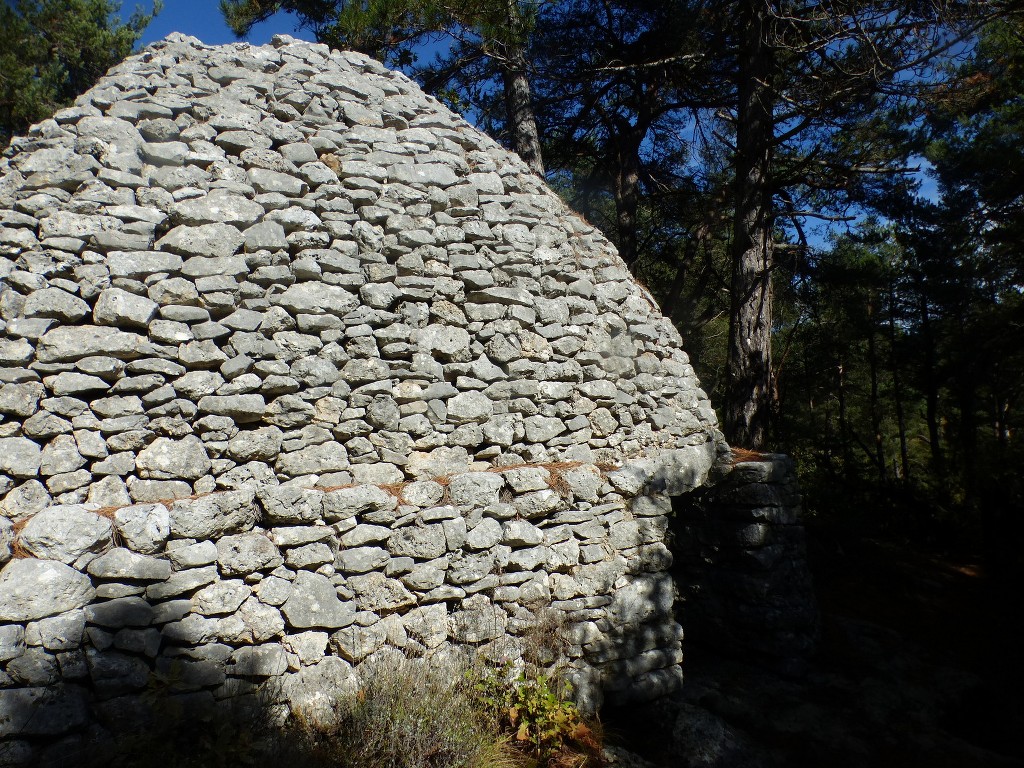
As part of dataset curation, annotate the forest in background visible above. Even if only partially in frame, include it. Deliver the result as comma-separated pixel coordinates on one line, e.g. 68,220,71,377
4,0,1024,574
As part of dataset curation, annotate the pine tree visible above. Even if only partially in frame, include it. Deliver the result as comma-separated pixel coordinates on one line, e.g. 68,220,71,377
0,0,158,148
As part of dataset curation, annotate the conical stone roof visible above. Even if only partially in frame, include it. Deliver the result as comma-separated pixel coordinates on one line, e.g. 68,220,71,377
0,33,724,513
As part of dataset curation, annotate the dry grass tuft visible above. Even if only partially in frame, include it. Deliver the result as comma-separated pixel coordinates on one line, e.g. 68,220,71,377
319,153,342,176
378,482,409,504
306,655,531,768
730,447,768,465
10,539,31,560
92,504,122,520
316,482,357,492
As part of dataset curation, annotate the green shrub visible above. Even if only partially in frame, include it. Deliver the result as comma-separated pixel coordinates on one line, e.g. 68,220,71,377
308,654,529,768
475,665,604,767
78,652,601,768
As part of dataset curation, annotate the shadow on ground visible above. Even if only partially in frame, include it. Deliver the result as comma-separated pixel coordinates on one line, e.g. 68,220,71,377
601,528,1024,768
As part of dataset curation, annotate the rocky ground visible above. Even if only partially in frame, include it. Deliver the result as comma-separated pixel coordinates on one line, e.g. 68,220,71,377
604,530,1024,768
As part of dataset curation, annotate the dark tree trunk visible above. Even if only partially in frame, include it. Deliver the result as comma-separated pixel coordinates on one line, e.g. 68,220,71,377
867,298,886,482
918,292,945,479
502,47,544,177
613,140,642,266
836,359,853,478
725,0,775,449
888,283,911,482
665,239,696,323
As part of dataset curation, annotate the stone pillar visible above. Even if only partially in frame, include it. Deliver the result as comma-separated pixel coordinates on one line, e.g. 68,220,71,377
672,454,819,663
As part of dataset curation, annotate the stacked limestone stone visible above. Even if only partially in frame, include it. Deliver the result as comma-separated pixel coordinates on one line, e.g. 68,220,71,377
0,461,686,764
673,455,819,662
0,33,720,512
0,32,727,762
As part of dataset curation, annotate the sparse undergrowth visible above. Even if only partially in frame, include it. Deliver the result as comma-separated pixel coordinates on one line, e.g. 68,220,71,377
476,665,605,768
81,654,603,768
303,656,528,768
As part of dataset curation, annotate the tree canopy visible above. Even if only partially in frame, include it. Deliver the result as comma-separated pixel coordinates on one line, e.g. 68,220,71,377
0,0,159,148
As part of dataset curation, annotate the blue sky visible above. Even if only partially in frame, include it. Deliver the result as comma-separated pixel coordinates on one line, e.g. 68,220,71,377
137,1,310,48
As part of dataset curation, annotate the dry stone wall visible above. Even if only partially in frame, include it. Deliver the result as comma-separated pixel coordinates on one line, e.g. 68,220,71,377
0,462,683,764
0,32,731,761
672,455,819,664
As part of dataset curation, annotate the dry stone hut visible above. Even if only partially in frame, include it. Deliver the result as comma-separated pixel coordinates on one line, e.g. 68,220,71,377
0,33,814,763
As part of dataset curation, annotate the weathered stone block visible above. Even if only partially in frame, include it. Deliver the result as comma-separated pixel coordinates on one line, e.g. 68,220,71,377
0,560,95,621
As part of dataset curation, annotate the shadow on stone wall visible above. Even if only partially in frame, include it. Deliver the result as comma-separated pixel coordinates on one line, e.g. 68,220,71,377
0,461,700,765
0,669,324,767
670,454,819,666
0,584,681,768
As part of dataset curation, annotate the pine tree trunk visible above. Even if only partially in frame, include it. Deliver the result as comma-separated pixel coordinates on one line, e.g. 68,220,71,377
867,298,886,482
613,135,642,266
918,291,945,479
888,283,911,482
502,47,544,176
725,0,774,449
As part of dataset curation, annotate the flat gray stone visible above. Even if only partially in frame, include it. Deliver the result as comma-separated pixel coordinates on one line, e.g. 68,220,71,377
25,610,86,650
0,480,51,522
249,167,307,195
229,644,288,676
173,192,264,226
243,220,287,251
37,326,148,363
166,540,218,569
281,571,355,629
39,434,86,476
217,531,284,575
388,523,447,560
446,391,493,424
335,545,389,574
349,571,416,613
87,548,172,581
276,442,348,475
502,519,544,546
0,624,25,661
447,472,505,507
145,565,219,600
465,517,503,550
23,288,90,322
106,250,183,278
136,435,211,481
271,283,358,316
0,382,45,417
390,163,458,187
0,559,95,621
18,505,112,564
329,623,385,663
258,485,324,524
0,686,91,737
227,426,284,462
197,394,266,422
156,223,245,258
93,287,158,328
192,579,252,615
524,415,567,442
168,488,259,539
113,503,170,554
0,437,42,479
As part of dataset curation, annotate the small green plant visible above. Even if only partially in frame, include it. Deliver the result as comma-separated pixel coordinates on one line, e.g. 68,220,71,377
309,655,528,768
475,665,604,768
